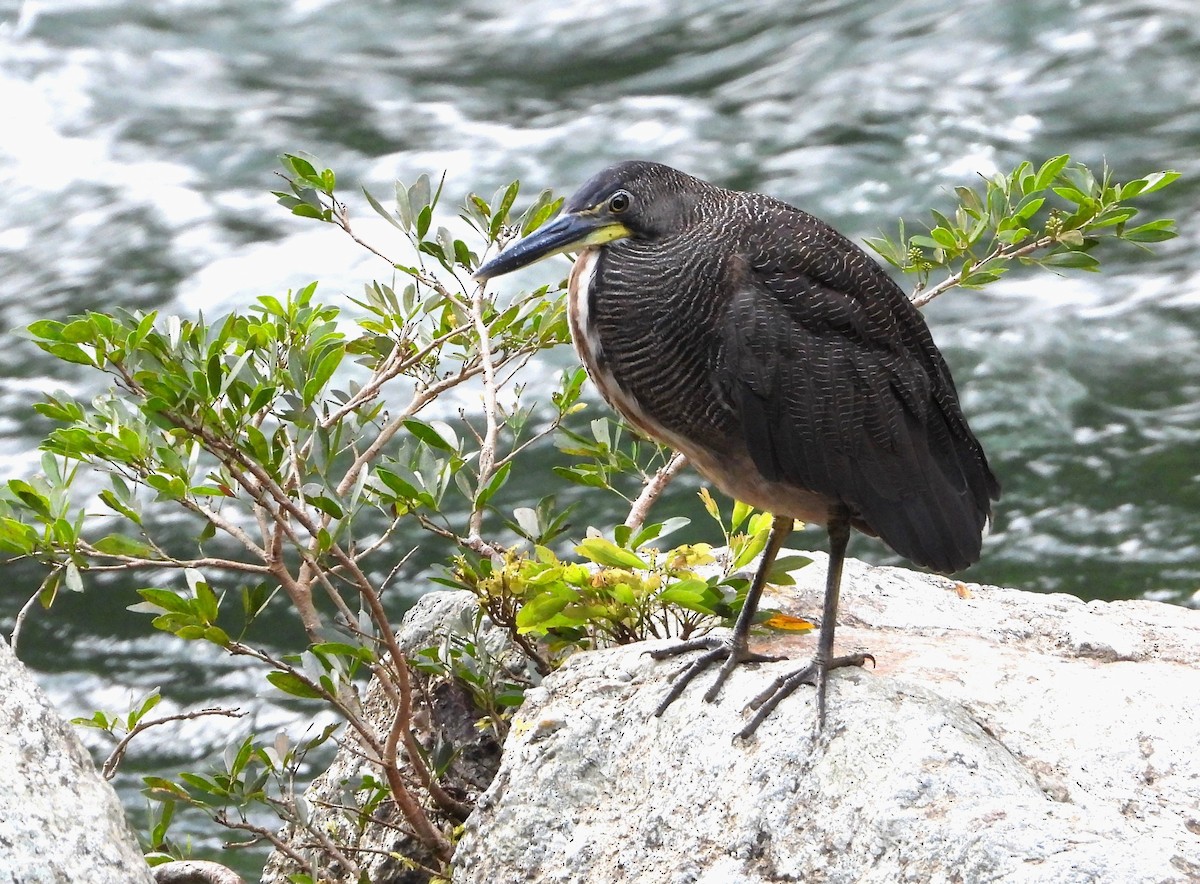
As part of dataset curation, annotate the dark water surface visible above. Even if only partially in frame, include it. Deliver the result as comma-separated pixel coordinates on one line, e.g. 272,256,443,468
2,0,1198,872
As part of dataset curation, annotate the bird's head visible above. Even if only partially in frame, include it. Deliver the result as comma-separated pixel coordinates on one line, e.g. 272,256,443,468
473,160,705,282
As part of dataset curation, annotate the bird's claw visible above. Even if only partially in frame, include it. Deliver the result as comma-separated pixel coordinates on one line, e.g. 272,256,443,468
650,635,786,717
737,651,873,740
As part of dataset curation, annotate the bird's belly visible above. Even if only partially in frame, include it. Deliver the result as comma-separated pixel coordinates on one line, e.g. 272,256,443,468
683,445,836,525
568,249,836,526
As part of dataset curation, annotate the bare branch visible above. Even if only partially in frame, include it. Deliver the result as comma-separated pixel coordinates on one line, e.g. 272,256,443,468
209,814,324,881
9,588,43,654
102,708,244,780
415,513,505,560
321,320,475,435
468,281,502,556
73,546,271,577
174,496,269,561
330,198,454,300
624,452,689,534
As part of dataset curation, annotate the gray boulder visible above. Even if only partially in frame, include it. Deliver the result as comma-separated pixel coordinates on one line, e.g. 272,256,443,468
0,636,155,884
452,552,1200,883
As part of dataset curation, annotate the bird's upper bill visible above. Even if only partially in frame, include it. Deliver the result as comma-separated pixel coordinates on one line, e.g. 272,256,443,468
472,210,630,281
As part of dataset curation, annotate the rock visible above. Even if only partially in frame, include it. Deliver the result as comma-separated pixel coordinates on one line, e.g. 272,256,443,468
452,552,1200,884
0,636,155,884
153,860,246,883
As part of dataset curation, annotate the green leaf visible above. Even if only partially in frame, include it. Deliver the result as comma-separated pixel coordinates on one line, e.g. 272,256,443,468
309,494,344,519
959,268,1007,288
1033,154,1070,191
27,319,66,341
98,489,142,525
395,181,414,230
137,588,195,615
63,562,84,593
1042,251,1101,271
363,187,404,229
475,462,512,509
495,688,527,707
9,480,52,521
38,341,96,366
409,174,432,214
730,500,754,534
128,691,163,727
403,419,457,452
143,777,189,799
93,534,155,557
37,570,61,609
194,578,219,623
0,518,37,555
515,593,570,632
305,346,345,404
1013,195,1046,222
766,554,812,584
551,466,608,488
575,537,649,569
376,468,421,501
929,227,958,250
282,154,318,181
266,671,325,699
1121,220,1177,243
629,516,690,550
1131,170,1180,197
657,578,717,614
1052,186,1090,207
522,194,564,237
291,203,329,221
489,181,520,238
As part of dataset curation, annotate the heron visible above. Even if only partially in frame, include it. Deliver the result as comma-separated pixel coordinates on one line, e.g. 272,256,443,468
473,160,999,737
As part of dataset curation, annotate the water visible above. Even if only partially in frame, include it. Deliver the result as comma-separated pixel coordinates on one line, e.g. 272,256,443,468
1,0,1198,874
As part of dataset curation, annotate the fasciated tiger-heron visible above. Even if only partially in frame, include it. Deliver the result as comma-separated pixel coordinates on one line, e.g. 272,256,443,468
474,160,999,737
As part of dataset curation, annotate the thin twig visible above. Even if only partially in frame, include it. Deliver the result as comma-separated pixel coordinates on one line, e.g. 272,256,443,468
102,708,244,780
211,815,328,881
321,320,475,434
72,547,271,576
910,234,1055,308
330,199,454,300
415,513,505,560
624,452,689,534
9,588,43,654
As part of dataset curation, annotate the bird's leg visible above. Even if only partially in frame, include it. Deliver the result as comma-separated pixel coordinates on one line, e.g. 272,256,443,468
738,506,872,739
650,514,793,716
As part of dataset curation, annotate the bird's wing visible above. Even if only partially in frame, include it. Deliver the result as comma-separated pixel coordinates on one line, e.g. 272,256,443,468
712,216,995,572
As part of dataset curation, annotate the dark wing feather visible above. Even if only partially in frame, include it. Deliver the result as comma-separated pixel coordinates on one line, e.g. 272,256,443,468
713,204,999,573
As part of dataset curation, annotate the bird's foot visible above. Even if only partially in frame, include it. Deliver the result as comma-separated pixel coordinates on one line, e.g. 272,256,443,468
737,651,874,740
649,635,786,717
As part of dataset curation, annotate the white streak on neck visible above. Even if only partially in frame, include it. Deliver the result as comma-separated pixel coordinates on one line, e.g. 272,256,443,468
568,249,603,376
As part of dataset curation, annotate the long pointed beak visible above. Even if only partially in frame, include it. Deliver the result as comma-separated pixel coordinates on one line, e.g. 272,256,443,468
473,212,630,281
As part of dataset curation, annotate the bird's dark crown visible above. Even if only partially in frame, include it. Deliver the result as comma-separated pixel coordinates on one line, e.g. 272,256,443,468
564,160,716,239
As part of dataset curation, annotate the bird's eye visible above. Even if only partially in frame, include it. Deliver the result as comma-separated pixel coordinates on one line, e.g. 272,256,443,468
608,191,631,213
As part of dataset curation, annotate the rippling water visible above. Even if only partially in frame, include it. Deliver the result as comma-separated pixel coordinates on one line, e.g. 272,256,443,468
2,0,1198,872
